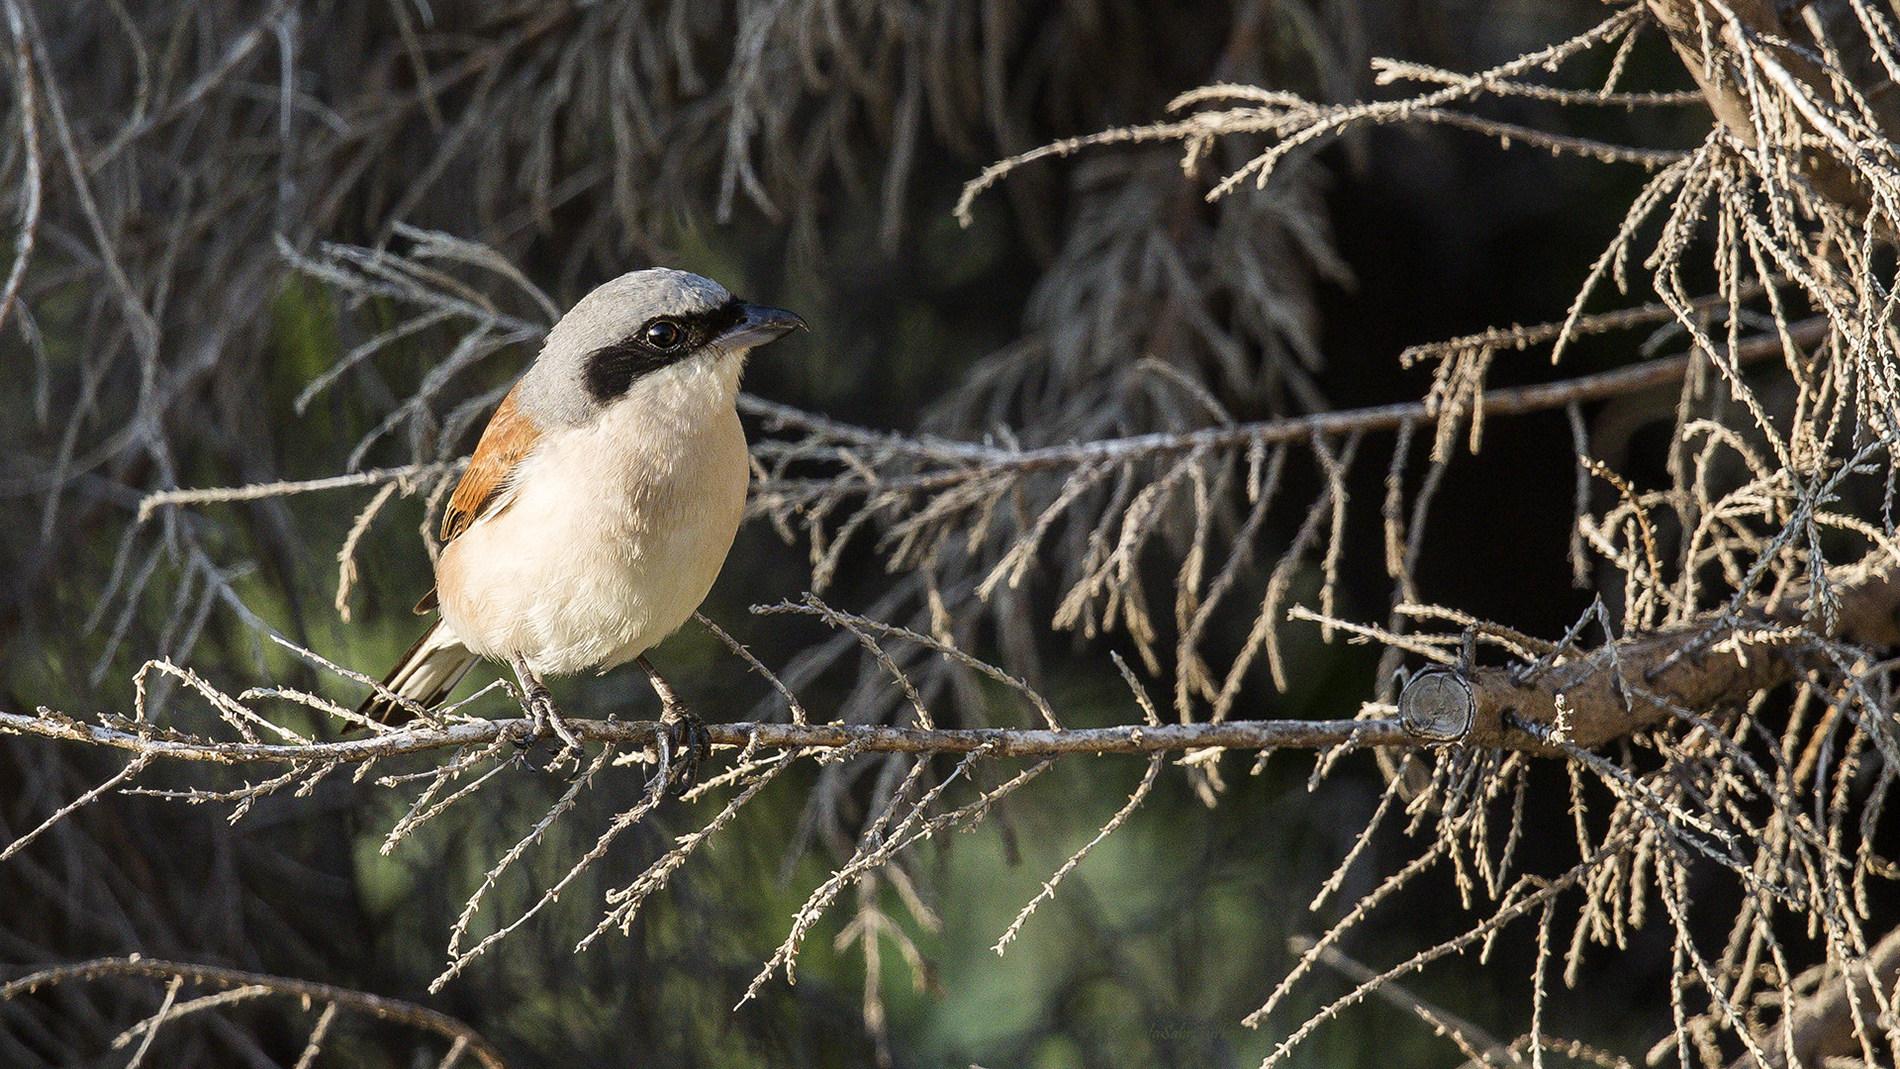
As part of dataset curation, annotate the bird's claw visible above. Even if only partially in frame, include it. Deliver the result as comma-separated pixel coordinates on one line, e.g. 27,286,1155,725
648,707,710,799
511,683,583,777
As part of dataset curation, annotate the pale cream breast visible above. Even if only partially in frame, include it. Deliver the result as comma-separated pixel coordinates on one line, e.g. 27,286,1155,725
435,355,750,676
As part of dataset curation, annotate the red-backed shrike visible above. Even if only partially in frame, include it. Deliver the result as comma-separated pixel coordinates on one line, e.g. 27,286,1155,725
360,268,802,776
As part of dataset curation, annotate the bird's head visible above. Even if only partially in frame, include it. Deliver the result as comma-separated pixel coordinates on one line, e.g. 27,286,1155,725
515,268,804,428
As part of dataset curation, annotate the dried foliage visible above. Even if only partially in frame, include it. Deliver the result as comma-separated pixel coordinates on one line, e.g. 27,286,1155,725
6,1,1900,1068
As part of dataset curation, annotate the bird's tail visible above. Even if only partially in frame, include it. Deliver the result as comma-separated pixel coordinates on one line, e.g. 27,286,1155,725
359,618,478,725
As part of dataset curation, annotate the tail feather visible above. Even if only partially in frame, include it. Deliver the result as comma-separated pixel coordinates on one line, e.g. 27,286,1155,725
359,619,478,725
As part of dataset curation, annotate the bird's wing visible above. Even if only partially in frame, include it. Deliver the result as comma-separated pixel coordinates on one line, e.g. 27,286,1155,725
441,383,540,544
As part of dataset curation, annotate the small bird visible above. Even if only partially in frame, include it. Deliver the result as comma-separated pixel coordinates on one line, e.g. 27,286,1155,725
360,268,803,778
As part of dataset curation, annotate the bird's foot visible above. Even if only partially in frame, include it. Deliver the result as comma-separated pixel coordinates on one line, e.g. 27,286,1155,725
648,706,710,799
505,659,584,777
528,685,586,775
634,654,706,798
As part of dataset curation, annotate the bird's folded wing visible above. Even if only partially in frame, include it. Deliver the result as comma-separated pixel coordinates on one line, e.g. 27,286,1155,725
441,383,539,543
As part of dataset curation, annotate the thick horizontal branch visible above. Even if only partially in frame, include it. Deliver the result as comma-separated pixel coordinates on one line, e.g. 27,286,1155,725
0,709,1422,762
1400,557,1900,753
2,956,509,1069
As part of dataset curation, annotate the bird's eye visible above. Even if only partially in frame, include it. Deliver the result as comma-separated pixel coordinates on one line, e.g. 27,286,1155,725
643,319,685,350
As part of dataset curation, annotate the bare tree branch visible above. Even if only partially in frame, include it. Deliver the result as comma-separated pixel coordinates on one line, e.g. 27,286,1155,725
1400,554,1900,751
748,317,1829,498
2,957,511,1069
0,707,1419,763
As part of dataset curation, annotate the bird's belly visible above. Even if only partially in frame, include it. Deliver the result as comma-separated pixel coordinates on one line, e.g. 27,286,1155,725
434,404,748,677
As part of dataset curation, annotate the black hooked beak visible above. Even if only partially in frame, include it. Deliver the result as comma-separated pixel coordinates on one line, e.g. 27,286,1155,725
718,303,806,350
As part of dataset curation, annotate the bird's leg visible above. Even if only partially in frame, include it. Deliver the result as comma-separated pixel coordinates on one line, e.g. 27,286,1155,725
637,654,708,796
507,653,583,769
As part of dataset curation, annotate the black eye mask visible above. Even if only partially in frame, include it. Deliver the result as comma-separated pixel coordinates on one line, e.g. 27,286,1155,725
581,298,747,402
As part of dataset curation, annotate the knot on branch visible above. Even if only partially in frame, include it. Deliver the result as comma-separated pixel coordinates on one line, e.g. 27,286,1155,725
1396,670,1474,741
